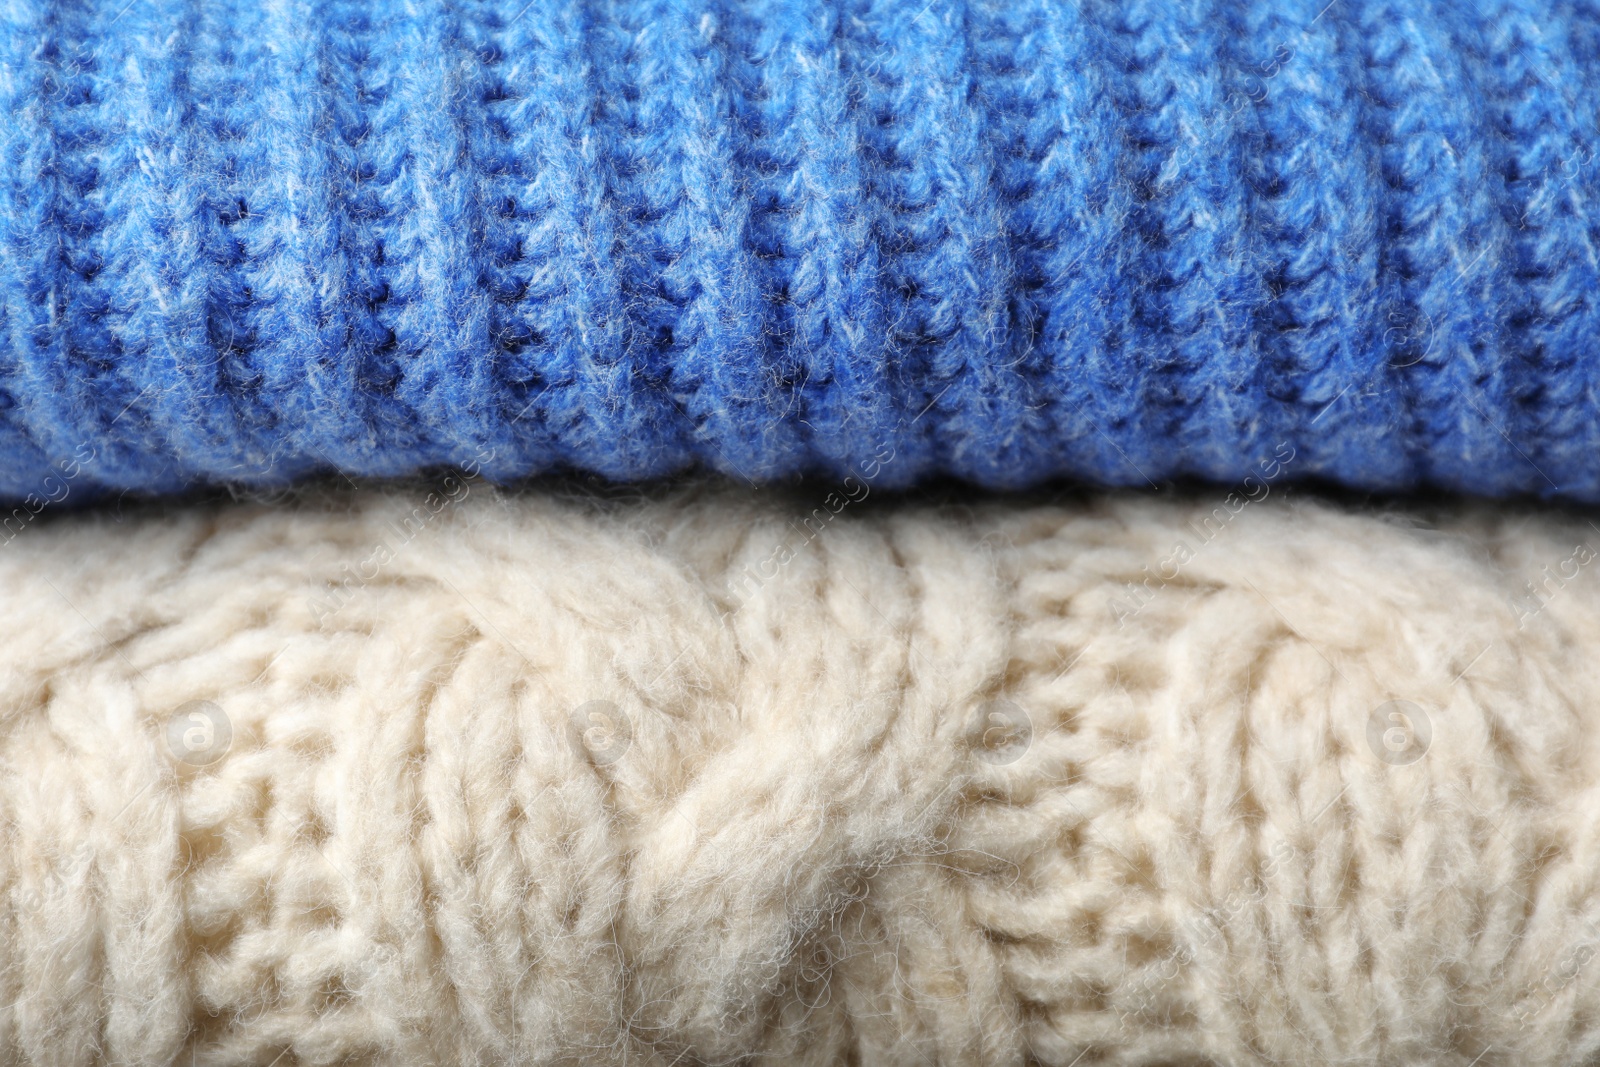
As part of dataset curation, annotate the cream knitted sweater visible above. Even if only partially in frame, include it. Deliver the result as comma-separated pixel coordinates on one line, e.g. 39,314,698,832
3,481,1598,1066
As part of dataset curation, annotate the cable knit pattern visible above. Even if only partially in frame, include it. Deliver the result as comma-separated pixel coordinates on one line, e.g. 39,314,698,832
5,480,1600,1064
5,0,1600,500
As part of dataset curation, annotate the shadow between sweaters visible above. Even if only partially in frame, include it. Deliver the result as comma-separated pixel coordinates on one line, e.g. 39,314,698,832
11,462,1600,541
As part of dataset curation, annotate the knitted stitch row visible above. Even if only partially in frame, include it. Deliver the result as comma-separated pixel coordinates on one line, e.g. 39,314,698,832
2,0,1598,501
8,483,1600,1064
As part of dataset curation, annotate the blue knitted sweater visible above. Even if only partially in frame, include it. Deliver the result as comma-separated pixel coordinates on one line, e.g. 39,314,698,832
2,0,1598,501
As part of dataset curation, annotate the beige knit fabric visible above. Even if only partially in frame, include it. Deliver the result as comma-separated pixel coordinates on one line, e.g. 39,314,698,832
2,478,1599,1066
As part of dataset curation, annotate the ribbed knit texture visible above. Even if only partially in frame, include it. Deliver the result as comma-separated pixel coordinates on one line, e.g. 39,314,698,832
4,0,1600,500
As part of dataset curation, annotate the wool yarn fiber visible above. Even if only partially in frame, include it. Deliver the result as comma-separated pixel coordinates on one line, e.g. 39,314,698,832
4,480,1600,1065
5,0,1600,501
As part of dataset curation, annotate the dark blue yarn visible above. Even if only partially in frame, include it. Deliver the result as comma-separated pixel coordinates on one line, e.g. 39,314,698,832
3,0,1600,501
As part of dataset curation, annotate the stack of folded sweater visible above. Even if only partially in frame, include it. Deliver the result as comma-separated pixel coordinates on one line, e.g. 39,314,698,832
4,1,1600,1064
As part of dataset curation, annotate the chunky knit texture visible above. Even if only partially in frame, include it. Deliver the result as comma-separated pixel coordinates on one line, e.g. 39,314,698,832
5,0,1600,501
8,480,1600,1064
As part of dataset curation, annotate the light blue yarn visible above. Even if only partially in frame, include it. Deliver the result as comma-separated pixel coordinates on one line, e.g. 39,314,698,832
2,0,1599,502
